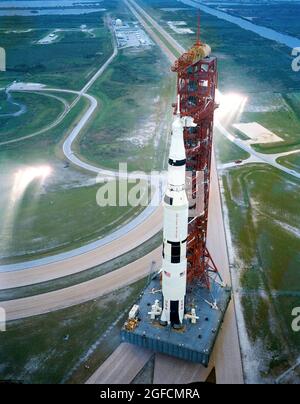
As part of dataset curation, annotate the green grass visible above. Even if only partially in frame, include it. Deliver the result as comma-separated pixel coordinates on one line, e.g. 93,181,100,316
77,46,175,172
0,91,66,143
223,165,300,290
215,129,250,164
0,87,89,164
0,90,149,264
0,0,175,263
139,1,300,380
277,153,300,171
222,164,300,379
240,95,300,154
0,9,114,90
0,279,147,384
0,231,162,301
0,179,148,264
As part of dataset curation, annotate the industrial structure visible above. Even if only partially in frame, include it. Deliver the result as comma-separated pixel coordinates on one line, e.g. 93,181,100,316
113,18,153,49
121,25,231,366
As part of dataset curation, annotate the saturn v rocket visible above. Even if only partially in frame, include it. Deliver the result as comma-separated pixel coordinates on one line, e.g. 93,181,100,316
160,100,189,329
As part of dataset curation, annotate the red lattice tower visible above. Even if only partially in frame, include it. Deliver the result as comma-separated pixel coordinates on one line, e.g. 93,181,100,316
172,37,220,288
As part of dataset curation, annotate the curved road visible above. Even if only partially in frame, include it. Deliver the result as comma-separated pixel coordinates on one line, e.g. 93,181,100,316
0,90,70,146
1,1,245,385
1,2,296,367
0,34,166,288
215,121,300,180
2,248,162,321
1,0,231,327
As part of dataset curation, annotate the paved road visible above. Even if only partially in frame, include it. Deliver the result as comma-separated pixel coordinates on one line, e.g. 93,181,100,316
0,90,70,146
216,121,300,180
2,248,161,321
0,34,165,282
0,1,245,385
86,0,244,385
0,206,163,289
86,343,153,384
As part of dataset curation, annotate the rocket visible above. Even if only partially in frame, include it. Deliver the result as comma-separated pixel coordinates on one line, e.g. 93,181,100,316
160,99,189,329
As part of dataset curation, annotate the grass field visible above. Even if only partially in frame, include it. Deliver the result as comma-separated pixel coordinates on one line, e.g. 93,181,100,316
238,93,300,154
1,0,300,383
0,6,114,90
222,164,300,381
77,46,175,172
0,0,176,262
142,0,300,382
0,176,148,263
0,91,66,143
215,2,300,40
0,231,162,301
140,0,300,156
278,153,300,171
0,90,148,263
214,129,250,164
0,279,147,384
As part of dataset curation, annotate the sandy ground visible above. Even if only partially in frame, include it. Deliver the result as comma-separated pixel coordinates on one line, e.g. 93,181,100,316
233,122,283,144
167,21,194,34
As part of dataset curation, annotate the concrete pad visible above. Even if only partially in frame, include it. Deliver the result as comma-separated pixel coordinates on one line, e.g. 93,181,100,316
214,301,244,384
86,343,153,384
153,352,215,384
233,122,283,144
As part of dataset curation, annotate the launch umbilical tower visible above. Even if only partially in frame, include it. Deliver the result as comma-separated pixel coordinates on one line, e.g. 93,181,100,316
172,33,221,289
122,24,231,366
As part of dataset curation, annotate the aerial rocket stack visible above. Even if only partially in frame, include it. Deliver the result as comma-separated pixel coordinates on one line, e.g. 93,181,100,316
160,99,189,329
122,27,232,365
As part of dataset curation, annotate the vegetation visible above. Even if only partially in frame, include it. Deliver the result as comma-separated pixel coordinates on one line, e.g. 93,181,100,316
0,231,161,301
278,153,300,171
215,130,250,164
0,279,147,384
0,178,148,264
0,10,113,90
142,0,300,381
77,46,175,172
0,91,66,143
222,164,300,380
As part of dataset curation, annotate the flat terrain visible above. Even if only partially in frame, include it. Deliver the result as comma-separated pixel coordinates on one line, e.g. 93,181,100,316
0,9,113,90
0,0,169,263
0,279,147,384
1,0,300,384
140,0,300,383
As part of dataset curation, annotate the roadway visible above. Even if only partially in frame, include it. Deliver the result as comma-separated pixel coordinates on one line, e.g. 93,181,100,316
1,0,245,384
0,32,164,287
216,121,300,180
2,248,161,321
85,0,244,384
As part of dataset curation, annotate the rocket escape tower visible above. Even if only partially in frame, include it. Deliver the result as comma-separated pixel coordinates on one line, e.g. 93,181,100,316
121,21,231,367
172,22,221,291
